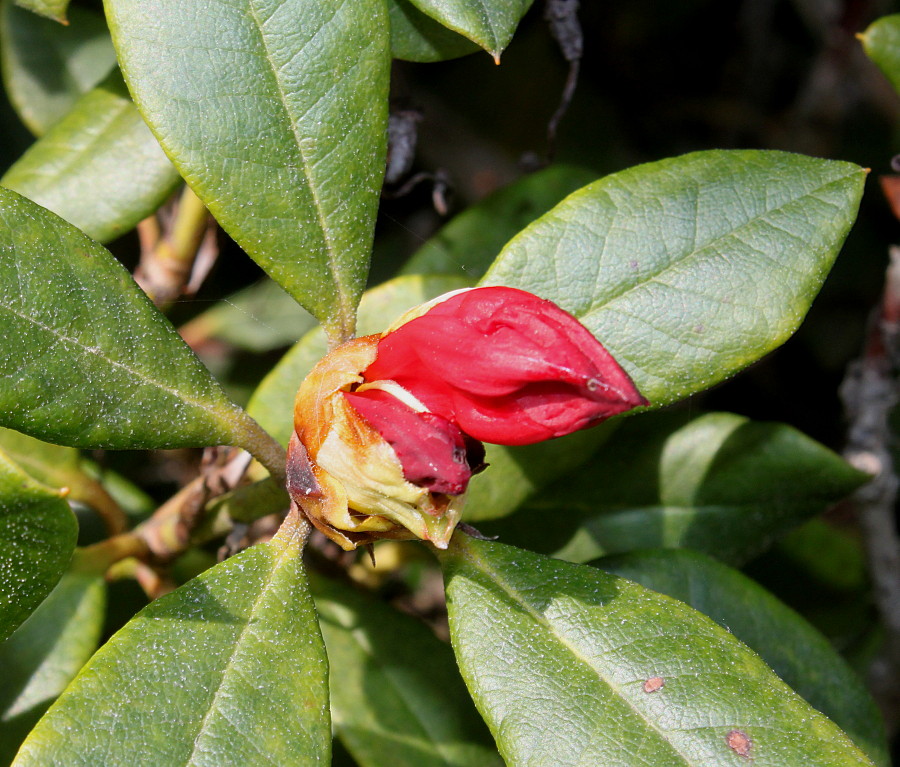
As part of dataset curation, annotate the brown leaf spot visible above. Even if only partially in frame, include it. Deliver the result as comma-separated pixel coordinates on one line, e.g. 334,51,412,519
726,729,752,757
642,676,665,693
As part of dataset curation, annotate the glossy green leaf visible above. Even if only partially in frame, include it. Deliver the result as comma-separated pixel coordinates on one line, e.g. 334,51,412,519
483,151,866,408
0,188,279,467
201,477,289,532
2,69,181,243
495,412,868,565
0,2,116,136
596,549,888,767
389,0,478,62
441,536,874,767
105,0,391,343
312,574,501,767
407,0,534,58
0,449,76,642
15,524,330,766
860,15,900,95
402,164,597,279
180,278,317,354
248,273,472,447
0,571,105,764
10,0,66,23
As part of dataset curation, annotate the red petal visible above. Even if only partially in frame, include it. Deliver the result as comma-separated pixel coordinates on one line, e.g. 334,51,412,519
343,389,480,495
365,286,647,445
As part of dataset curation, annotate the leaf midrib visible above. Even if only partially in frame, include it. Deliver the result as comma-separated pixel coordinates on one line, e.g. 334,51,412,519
0,296,241,436
458,544,694,766
245,0,353,335
579,170,856,326
183,543,291,766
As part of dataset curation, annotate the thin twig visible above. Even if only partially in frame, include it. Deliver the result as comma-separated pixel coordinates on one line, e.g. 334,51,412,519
840,245,900,732
134,187,217,307
544,0,583,161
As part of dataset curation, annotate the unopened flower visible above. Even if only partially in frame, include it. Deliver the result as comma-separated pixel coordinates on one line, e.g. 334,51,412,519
288,286,646,550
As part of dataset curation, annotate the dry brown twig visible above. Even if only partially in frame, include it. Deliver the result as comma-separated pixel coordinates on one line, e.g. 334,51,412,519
841,244,900,733
81,447,257,600
134,186,219,307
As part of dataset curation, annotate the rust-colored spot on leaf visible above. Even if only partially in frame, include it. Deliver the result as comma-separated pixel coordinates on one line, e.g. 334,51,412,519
642,676,665,693
726,729,752,757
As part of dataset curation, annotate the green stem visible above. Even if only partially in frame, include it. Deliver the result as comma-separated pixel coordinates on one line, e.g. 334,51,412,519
75,534,150,573
169,186,210,261
137,186,212,306
325,311,358,351
237,416,288,485
67,474,130,536
274,503,312,550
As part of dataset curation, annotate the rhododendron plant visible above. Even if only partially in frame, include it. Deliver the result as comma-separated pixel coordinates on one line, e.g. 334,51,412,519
0,2,890,765
289,287,646,549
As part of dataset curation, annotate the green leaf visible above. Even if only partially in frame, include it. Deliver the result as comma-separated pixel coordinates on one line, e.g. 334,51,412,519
596,549,889,767
15,524,330,766
0,427,127,532
389,0,478,62
105,0,391,343
0,188,279,467
0,2,116,136
312,574,501,767
440,536,874,766
0,427,81,487
406,0,534,59
248,273,472,447
0,571,105,764
10,0,66,24
494,412,868,565
202,477,289,529
180,278,318,354
402,164,598,279
774,519,868,594
463,422,617,522
860,15,900,95
2,69,181,244
0,449,76,642
483,151,866,408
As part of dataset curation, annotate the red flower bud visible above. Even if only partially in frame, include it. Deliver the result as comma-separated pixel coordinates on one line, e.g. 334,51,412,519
344,388,480,495
288,286,646,551
362,286,647,446
290,336,467,550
